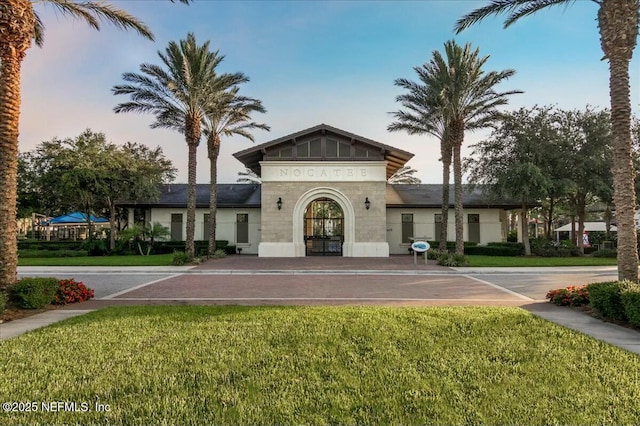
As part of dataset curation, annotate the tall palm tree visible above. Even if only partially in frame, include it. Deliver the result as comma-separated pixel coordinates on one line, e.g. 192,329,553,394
202,81,269,256
455,0,640,282
438,41,521,255
387,166,423,185
113,33,219,258
0,0,189,288
394,40,520,255
389,80,451,251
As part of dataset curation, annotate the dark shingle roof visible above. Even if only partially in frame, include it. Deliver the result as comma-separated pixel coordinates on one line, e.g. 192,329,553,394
386,184,521,209
119,184,261,208
119,183,521,209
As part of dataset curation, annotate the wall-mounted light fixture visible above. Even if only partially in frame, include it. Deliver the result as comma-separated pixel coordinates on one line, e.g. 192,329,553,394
277,197,283,210
365,197,371,210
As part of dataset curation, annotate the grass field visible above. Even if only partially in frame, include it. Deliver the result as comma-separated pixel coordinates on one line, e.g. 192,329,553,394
1,306,639,425
465,255,618,267
17,253,174,266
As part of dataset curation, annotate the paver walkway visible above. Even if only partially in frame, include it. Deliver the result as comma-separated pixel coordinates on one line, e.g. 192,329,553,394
2,257,638,356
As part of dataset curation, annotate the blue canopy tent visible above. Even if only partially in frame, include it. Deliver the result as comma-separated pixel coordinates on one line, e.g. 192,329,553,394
44,212,109,226
42,212,109,240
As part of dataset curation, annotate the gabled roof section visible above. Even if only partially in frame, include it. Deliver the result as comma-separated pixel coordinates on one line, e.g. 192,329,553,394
233,123,414,179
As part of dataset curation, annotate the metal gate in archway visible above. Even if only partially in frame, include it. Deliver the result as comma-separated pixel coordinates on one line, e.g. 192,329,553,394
304,197,344,256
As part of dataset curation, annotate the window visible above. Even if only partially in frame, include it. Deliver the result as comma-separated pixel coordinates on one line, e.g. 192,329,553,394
326,139,338,157
236,213,249,244
338,142,351,158
171,213,183,241
309,138,321,157
434,213,442,242
401,213,414,244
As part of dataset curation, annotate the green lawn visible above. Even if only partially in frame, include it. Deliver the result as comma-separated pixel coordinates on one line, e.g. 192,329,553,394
1,306,638,425
466,255,618,267
17,253,174,266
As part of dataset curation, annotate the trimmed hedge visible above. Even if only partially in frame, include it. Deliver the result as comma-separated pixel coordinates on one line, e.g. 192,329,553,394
621,291,640,328
10,277,59,309
592,248,617,258
155,240,229,255
17,240,85,251
19,249,89,258
0,291,6,315
587,281,640,322
464,243,524,256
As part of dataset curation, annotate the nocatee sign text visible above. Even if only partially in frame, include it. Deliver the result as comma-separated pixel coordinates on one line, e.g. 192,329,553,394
260,161,387,182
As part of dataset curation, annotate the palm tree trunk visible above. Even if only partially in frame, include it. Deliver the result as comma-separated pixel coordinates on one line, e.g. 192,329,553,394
0,0,35,288
186,141,197,258
521,202,531,256
439,140,451,252
109,199,117,250
451,122,464,256
577,194,586,255
598,0,639,281
208,135,220,256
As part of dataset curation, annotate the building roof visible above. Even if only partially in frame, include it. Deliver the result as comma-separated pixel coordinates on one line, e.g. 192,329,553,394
233,123,414,179
118,183,520,209
119,184,262,209
386,184,521,209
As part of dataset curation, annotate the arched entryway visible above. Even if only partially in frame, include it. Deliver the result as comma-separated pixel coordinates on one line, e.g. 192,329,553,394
292,187,355,257
304,198,344,256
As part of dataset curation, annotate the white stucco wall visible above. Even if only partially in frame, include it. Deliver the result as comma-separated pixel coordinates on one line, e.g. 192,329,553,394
145,208,261,254
386,208,506,254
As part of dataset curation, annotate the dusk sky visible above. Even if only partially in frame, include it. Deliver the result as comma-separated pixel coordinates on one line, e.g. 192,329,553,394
20,0,640,184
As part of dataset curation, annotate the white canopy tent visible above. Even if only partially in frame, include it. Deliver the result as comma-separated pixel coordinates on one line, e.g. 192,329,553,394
554,222,617,244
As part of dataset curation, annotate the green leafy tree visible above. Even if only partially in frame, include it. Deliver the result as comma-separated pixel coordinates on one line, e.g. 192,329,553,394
0,0,190,288
467,108,554,255
557,108,613,254
455,0,640,281
113,33,219,258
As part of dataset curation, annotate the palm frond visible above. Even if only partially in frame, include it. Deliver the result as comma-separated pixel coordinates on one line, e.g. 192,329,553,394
455,0,577,33
39,0,154,41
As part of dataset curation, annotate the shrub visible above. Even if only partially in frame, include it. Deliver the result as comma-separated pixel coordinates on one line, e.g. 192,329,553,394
436,253,468,267
10,277,59,309
464,244,524,256
212,249,227,259
19,249,89,258
0,291,6,315
53,279,95,305
592,248,617,258
545,285,589,307
587,281,640,322
224,245,237,255
171,251,193,266
621,291,640,328
82,239,108,256
17,240,84,251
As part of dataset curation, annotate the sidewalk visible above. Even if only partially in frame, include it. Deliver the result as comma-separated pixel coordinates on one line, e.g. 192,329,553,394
4,260,638,357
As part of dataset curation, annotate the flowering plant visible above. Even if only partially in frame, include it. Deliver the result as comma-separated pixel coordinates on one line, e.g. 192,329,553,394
545,285,589,307
53,279,95,305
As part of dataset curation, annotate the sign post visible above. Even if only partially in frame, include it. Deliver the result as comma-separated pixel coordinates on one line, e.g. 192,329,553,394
410,241,430,265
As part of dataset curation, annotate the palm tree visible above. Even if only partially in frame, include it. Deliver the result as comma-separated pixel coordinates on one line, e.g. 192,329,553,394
389,78,452,251
113,33,219,258
455,0,640,282
237,168,262,184
387,166,423,185
0,0,189,288
394,40,520,255
202,80,269,256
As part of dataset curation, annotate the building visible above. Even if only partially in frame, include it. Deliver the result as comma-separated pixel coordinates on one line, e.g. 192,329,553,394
119,124,520,256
